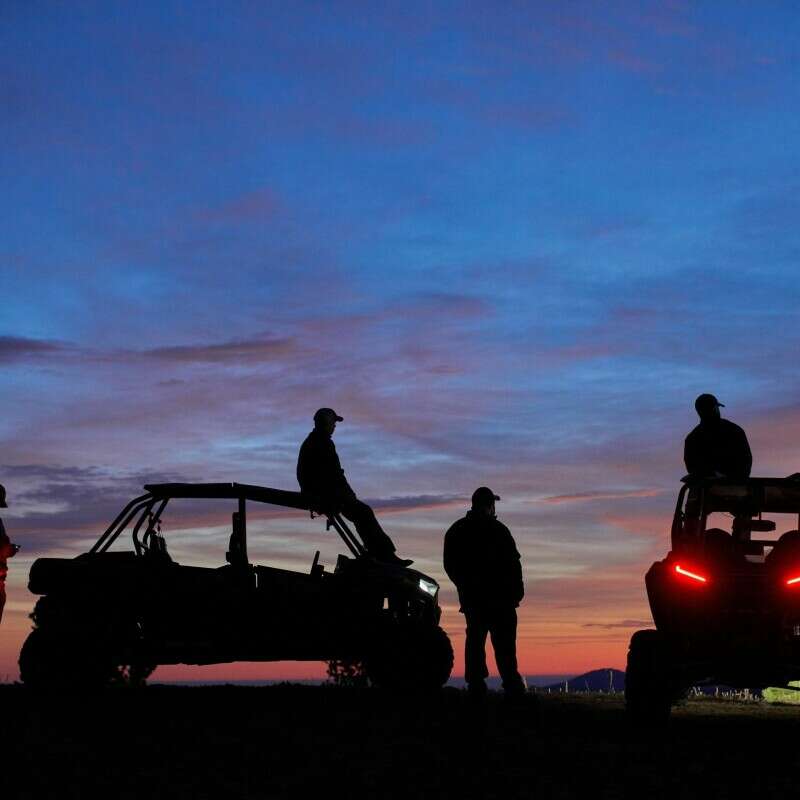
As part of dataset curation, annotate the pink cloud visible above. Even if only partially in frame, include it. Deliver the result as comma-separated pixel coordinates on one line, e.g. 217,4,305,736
482,102,574,131
332,115,435,148
744,406,800,476
540,489,664,505
601,511,673,540
0,335,75,363
583,618,653,629
142,335,298,364
608,48,660,75
642,5,698,39
203,188,282,222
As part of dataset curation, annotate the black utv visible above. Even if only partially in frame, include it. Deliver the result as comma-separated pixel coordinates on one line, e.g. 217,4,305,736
20,482,453,690
626,476,800,722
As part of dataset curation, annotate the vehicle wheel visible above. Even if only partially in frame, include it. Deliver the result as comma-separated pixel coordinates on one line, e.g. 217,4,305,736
123,661,157,687
625,629,676,725
19,627,120,690
365,623,454,691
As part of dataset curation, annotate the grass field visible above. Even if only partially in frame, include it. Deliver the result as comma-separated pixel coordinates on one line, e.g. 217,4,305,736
5,685,800,799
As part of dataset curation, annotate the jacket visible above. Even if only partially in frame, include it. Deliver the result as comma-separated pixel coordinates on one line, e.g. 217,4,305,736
0,518,16,580
443,510,524,612
296,429,354,501
684,418,752,479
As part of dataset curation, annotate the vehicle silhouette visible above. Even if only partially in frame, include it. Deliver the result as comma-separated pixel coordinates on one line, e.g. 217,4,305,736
626,476,800,722
19,482,453,689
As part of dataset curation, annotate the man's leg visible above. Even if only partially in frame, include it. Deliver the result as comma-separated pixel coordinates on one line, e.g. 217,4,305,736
339,498,397,559
489,607,525,696
464,610,490,694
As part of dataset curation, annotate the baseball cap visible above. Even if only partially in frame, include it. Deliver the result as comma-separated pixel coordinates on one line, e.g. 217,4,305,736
471,486,501,506
314,408,344,424
695,393,724,413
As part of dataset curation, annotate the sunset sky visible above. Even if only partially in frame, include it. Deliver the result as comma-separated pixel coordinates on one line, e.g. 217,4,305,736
3,1,800,682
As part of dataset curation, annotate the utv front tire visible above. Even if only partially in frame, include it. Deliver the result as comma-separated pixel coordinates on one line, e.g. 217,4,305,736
365,624,454,691
625,629,674,725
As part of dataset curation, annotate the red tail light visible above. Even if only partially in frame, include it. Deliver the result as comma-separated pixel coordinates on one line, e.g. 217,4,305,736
674,564,708,584
786,576,800,587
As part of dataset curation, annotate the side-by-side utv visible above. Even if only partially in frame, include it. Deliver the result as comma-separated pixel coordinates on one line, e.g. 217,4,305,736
626,476,800,722
20,483,453,689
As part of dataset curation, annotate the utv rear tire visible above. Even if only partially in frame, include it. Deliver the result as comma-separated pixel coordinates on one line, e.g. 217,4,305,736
625,629,674,725
19,628,119,690
365,624,454,691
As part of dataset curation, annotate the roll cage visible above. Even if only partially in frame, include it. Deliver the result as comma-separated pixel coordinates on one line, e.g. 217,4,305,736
89,482,367,560
672,476,800,549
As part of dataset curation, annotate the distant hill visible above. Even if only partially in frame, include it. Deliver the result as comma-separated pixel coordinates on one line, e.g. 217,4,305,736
542,668,625,693
159,671,628,692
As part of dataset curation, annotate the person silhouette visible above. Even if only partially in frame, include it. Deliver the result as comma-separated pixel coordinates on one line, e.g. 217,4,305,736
684,394,752,479
443,487,526,699
0,484,20,626
297,408,411,566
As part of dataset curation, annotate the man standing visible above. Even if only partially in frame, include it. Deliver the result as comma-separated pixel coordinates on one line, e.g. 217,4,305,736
684,394,752,479
443,487,526,699
0,485,20,626
297,408,411,566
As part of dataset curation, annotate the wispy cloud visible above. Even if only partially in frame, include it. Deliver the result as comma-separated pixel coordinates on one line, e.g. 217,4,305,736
0,336,73,363
141,336,298,364
540,489,665,505
198,188,282,224
583,619,653,630
0,464,191,544
367,494,466,513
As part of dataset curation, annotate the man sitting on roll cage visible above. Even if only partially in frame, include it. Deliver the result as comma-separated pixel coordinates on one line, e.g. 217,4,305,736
297,408,412,567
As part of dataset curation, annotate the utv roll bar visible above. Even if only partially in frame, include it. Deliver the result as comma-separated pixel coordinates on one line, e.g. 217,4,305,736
89,482,367,559
677,476,800,514
673,476,800,547
144,482,312,509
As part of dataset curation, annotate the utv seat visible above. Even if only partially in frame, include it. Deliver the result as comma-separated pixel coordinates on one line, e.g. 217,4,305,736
704,528,746,564
766,530,800,566
143,533,173,563
226,510,248,568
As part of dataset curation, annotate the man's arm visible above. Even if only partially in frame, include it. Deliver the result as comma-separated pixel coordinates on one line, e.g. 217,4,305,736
510,540,524,605
443,523,463,586
738,426,753,478
499,523,524,605
327,441,354,497
296,439,311,490
684,431,699,475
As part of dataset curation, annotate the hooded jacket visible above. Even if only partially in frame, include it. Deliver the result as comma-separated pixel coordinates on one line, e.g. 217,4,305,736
684,418,752,479
443,510,524,612
296,429,355,501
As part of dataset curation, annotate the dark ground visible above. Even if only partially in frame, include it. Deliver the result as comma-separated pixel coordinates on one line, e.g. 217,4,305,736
5,685,800,799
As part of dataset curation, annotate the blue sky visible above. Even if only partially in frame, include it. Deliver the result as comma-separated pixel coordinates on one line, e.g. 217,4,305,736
2,1,800,679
